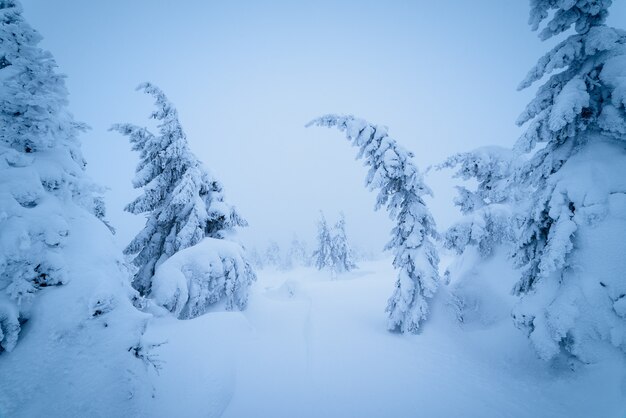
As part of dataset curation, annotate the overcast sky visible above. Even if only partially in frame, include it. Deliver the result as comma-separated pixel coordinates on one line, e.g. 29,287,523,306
21,0,626,253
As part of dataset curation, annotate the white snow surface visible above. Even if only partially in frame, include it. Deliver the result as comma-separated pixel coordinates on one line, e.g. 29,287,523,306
0,208,153,417
141,258,626,418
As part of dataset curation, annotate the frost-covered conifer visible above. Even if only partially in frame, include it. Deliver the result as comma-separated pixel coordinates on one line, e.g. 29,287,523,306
330,213,357,274
247,247,265,270
437,147,518,257
308,115,439,333
0,2,152,413
265,241,282,268
512,0,626,360
284,235,310,269
0,0,108,352
111,83,247,295
312,212,333,271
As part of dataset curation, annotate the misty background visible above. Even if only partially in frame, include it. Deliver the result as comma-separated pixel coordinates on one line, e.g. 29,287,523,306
21,0,626,253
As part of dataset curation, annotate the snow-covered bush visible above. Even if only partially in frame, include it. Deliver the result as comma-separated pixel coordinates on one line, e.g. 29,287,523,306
308,115,439,333
437,147,518,257
512,0,626,361
111,83,249,296
313,212,357,275
246,247,265,270
151,238,256,319
0,2,153,414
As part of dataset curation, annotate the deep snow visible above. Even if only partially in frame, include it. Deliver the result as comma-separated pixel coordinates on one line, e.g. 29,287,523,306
141,257,626,418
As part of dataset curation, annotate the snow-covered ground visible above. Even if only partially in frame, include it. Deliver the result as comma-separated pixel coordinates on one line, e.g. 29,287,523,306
142,258,626,418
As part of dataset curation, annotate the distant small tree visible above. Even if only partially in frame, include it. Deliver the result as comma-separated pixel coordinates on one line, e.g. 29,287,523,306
330,213,357,274
265,241,282,268
312,212,333,271
284,235,310,269
111,83,247,295
247,247,265,270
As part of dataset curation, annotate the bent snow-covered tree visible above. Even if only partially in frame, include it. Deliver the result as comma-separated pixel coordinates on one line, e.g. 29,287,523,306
512,0,626,361
111,83,254,315
308,115,439,333
0,2,153,414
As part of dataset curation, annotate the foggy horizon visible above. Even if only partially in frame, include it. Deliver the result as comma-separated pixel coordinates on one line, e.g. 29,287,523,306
21,0,626,252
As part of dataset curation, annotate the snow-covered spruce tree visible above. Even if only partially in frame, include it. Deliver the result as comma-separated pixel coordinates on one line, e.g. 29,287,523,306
330,212,357,274
294,236,311,267
312,212,333,271
247,247,265,270
0,1,152,414
265,241,282,268
111,83,254,315
308,115,439,333
284,235,310,269
437,147,518,258
512,0,626,360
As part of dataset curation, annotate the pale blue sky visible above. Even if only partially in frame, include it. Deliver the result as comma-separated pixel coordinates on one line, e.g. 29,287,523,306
20,1,626,252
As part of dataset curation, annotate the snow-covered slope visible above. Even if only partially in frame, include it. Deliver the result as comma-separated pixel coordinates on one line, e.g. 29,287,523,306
142,258,626,418
0,208,153,417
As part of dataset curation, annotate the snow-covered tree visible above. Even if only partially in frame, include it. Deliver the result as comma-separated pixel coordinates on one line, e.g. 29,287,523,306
247,246,265,270
512,0,626,361
308,115,439,333
0,0,109,352
312,212,333,271
111,83,247,296
284,235,310,269
437,147,518,257
330,212,357,274
265,241,282,268
0,2,153,413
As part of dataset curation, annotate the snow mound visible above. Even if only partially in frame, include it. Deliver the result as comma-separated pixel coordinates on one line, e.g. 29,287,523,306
151,238,256,319
444,246,518,329
0,209,154,417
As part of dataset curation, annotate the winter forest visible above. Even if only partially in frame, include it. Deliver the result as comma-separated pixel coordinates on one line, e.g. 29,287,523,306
1,0,626,417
